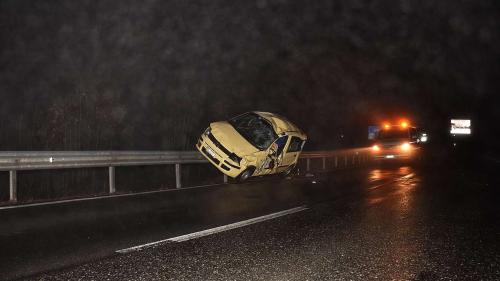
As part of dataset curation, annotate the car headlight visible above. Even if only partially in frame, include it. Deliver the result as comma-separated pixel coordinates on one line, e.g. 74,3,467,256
372,145,380,152
229,153,242,165
400,142,410,151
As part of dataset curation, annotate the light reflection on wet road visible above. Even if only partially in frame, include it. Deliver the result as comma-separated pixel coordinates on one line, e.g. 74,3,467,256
1,164,499,280
360,166,424,280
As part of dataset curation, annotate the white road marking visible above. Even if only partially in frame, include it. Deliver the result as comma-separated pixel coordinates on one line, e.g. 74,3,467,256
116,205,308,254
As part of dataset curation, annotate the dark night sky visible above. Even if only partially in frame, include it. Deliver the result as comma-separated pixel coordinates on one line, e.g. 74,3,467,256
1,0,499,151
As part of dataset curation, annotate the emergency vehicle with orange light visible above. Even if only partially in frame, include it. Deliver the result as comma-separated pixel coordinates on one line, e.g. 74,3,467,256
371,121,424,161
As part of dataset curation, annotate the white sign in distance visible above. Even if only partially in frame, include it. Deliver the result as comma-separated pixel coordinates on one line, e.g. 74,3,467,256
450,119,471,135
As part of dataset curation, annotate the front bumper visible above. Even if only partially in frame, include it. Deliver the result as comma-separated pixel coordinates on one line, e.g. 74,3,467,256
372,147,419,160
196,136,244,178
373,153,412,160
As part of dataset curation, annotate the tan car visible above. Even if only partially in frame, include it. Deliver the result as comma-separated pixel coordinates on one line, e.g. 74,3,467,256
196,112,307,181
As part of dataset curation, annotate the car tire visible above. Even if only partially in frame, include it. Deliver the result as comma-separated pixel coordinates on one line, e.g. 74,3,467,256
237,167,255,182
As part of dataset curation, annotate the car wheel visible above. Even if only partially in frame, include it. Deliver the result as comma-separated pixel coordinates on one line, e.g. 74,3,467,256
237,167,255,182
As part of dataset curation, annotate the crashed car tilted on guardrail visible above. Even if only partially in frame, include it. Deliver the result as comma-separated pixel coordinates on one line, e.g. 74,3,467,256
197,112,307,181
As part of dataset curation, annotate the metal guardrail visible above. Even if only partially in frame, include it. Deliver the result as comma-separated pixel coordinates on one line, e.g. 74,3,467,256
0,151,207,170
0,149,370,203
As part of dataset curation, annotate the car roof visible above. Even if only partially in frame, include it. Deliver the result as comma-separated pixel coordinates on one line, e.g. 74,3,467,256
253,111,307,139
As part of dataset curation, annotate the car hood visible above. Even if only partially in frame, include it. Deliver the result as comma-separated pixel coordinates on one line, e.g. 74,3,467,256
210,121,260,156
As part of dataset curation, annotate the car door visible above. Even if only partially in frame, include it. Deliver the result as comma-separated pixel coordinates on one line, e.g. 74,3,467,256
256,136,288,175
277,136,303,172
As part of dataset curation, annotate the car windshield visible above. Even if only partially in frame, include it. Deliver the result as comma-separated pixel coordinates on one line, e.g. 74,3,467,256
229,113,278,150
378,129,409,140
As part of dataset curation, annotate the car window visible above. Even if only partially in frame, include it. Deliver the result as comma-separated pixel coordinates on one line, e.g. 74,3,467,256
378,129,409,139
287,136,303,153
274,136,288,156
228,113,278,150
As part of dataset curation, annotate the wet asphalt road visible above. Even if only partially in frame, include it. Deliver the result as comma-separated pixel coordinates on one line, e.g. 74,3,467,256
1,163,499,280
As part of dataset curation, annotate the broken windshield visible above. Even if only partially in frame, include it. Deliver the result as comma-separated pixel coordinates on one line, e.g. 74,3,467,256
229,113,278,150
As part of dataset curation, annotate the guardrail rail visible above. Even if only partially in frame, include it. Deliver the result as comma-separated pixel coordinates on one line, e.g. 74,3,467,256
1,149,371,204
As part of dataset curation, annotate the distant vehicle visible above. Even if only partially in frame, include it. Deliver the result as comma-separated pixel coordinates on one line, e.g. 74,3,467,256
371,121,425,161
197,112,307,181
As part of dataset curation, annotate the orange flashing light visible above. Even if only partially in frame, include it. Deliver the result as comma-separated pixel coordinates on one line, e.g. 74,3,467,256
400,121,408,128
383,124,390,130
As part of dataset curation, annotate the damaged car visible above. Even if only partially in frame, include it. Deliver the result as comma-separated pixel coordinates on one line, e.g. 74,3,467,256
196,112,307,181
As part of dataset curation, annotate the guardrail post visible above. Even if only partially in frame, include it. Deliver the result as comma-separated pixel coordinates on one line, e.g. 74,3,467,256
335,156,338,168
306,158,311,172
344,155,348,167
322,157,326,170
108,166,116,194
223,174,228,183
9,170,17,202
175,163,182,188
